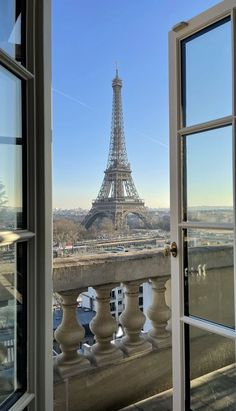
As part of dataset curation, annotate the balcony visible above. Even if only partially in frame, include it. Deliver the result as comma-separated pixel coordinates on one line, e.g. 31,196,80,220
52,245,235,411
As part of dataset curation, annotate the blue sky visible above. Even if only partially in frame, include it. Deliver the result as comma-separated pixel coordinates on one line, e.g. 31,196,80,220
52,0,221,209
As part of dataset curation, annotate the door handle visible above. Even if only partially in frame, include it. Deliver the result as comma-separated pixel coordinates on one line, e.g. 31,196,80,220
170,241,177,257
163,241,177,257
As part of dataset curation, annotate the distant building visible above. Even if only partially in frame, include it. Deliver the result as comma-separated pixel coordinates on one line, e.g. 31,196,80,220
81,284,144,323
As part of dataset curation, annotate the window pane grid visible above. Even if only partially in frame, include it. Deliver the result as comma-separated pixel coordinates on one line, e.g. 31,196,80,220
0,4,30,405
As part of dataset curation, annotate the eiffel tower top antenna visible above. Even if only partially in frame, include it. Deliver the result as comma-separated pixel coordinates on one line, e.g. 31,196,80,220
115,60,119,77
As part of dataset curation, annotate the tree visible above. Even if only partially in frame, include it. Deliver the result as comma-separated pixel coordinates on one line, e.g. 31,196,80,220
53,219,79,246
53,218,95,245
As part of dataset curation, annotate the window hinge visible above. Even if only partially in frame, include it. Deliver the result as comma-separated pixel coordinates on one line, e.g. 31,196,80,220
172,21,188,32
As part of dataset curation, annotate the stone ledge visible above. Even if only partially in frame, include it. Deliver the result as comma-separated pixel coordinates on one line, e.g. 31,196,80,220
53,250,170,292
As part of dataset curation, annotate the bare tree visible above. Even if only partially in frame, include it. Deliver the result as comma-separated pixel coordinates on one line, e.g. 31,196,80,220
53,219,78,246
53,218,93,245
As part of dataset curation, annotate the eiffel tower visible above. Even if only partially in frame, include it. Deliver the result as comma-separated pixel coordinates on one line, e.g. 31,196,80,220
83,70,151,230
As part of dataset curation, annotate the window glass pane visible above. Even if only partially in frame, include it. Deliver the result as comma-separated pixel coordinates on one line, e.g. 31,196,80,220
183,126,233,223
188,325,236,410
0,65,22,138
0,145,22,229
184,229,234,329
0,66,23,230
0,243,26,407
182,17,231,126
0,0,23,62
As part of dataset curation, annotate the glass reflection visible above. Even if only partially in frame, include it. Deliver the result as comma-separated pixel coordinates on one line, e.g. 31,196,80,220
0,145,22,230
184,229,234,328
182,17,231,126
0,65,23,229
183,126,233,223
188,326,236,410
0,66,22,139
0,243,26,407
0,0,23,62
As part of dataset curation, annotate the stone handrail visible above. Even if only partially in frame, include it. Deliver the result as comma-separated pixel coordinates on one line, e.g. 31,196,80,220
53,245,233,293
53,249,170,292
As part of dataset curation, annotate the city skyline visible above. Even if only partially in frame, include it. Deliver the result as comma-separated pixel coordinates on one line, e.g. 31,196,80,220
52,0,220,210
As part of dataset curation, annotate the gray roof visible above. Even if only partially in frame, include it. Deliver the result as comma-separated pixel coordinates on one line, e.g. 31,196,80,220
53,307,95,330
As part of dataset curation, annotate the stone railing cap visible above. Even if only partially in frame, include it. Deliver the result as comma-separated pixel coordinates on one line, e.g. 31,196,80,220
53,249,170,292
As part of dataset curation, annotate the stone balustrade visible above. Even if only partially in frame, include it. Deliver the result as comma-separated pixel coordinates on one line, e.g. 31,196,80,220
53,249,171,377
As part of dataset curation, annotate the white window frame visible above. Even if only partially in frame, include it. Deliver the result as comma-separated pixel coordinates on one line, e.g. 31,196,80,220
0,1,52,410
169,1,236,410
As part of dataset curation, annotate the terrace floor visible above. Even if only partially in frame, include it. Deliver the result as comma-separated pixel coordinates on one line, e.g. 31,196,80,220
120,363,236,411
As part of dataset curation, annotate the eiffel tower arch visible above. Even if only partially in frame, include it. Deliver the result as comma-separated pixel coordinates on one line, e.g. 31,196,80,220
83,70,152,231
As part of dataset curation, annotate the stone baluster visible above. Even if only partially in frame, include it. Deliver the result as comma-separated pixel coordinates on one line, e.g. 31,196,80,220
119,281,152,356
54,290,90,377
90,285,123,365
147,276,171,348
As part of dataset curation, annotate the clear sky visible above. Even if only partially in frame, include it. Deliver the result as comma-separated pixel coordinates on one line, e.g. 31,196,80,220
52,0,221,210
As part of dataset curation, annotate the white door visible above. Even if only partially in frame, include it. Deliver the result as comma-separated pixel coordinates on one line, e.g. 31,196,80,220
169,1,236,410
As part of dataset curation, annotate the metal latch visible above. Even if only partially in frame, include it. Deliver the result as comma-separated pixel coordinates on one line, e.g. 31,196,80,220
170,242,177,257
